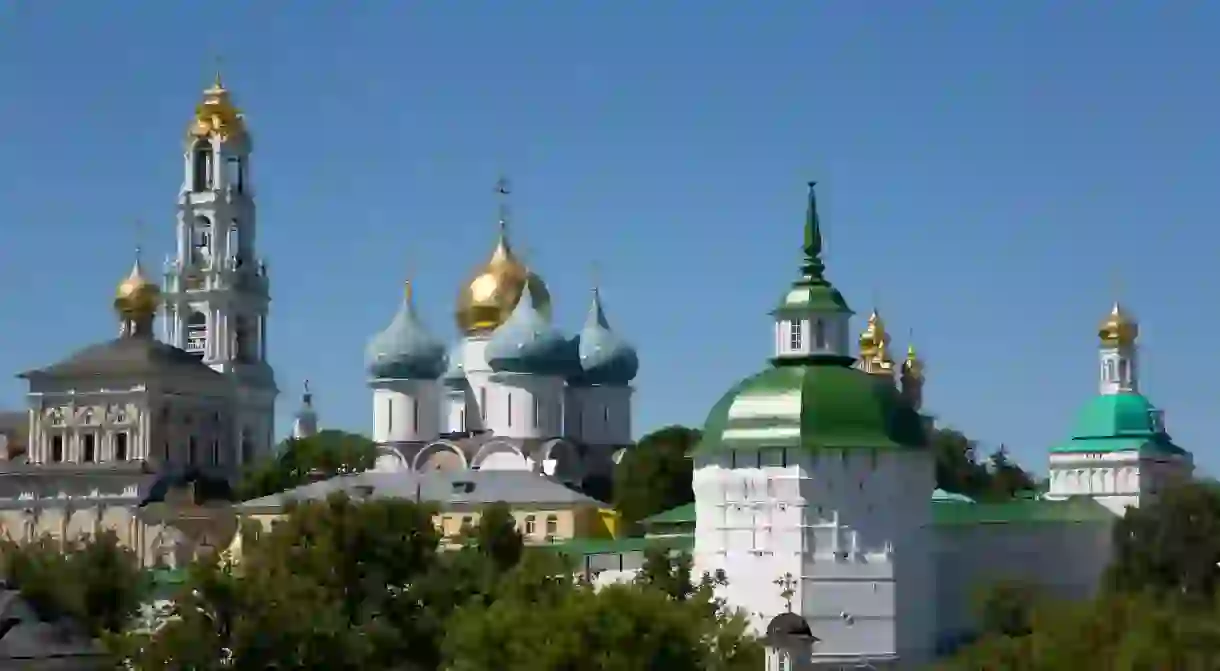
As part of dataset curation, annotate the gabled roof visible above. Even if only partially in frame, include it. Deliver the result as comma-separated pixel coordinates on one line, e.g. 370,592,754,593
20,337,224,381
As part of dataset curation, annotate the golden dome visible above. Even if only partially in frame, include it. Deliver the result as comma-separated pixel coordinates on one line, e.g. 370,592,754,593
456,224,551,334
1099,301,1138,347
902,343,924,378
870,338,896,375
114,256,160,318
187,72,247,143
858,309,888,358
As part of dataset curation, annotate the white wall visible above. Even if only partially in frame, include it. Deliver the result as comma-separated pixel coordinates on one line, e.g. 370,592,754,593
564,385,633,446
371,381,441,444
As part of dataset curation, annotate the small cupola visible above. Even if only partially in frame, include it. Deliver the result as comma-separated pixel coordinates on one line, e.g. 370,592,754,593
570,287,639,386
486,284,576,375
365,281,447,380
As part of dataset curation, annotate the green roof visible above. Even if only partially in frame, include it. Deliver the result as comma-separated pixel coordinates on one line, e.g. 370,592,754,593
772,182,852,317
641,503,695,526
1051,392,1187,455
697,362,927,454
932,497,1115,526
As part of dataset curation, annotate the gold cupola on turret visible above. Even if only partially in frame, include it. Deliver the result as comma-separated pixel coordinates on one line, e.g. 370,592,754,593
114,251,160,336
858,309,894,375
187,71,247,143
455,179,551,335
1098,301,1138,348
900,342,925,411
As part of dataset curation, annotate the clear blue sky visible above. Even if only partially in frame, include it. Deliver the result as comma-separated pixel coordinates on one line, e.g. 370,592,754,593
0,2,1216,475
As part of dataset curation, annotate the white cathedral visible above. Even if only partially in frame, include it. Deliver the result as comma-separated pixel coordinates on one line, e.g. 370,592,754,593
363,189,638,485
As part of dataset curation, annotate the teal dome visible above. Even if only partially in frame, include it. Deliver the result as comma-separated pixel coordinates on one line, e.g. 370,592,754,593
569,289,638,386
697,360,927,454
486,284,577,376
441,344,466,385
365,285,447,380
1070,392,1163,439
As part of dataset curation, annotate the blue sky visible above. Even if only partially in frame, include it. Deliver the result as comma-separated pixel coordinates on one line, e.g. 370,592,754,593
0,2,1217,475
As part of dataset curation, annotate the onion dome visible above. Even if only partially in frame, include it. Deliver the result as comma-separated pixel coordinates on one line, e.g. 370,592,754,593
456,220,551,335
858,310,886,359
114,255,160,322
1098,301,1138,348
901,343,924,379
570,288,639,385
365,282,447,380
187,72,247,143
486,284,576,375
441,345,467,385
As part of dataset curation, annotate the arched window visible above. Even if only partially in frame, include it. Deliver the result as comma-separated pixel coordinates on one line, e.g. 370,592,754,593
192,142,213,192
224,156,244,193
186,312,207,357
191,216,212,266
228,220,241,268
524,515,536,535
813,319,827,349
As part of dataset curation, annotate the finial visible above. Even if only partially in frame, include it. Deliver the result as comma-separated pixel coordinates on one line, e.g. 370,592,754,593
494,175,511,232
802,181,826,279
590,260,602,293
132,219,146,267
212,55,224,89
302,379,313,406
404,279,413,303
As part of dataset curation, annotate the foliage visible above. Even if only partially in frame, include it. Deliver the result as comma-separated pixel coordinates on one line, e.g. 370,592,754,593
931,428,1036,501
0,530,146,637
613,425,701,525
116,493,756,669
234,429,378,501
971,579,1042,638
1105,479,1220,604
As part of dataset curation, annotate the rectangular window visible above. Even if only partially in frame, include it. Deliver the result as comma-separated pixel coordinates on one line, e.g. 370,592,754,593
82,434,96,462
545,515,559,535
532,396,541,428
412,399,419,432
524,515,536,535
789,321,803,350
814,319,826,348
51,436,64,463
114,433,128,461
506,394,513,427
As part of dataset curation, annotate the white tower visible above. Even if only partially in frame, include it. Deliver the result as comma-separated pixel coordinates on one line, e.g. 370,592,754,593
1098,302,1138,395
162,73,278,466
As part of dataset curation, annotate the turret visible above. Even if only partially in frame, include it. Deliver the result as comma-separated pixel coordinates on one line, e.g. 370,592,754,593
365,281,447,444
566,286,638,447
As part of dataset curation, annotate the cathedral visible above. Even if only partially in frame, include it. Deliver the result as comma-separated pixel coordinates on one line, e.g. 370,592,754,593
0,75,277,558
364,184,638,485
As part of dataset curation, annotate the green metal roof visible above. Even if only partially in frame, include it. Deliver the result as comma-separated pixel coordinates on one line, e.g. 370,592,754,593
542,534,693,557
1051,392,1187,455
641,503,695,526
932,497,1115,526
696,362,927,454
772,183,852,317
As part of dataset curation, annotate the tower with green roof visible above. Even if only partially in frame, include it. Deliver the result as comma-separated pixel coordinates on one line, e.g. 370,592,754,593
1045,302,1193,514
692,183,936,669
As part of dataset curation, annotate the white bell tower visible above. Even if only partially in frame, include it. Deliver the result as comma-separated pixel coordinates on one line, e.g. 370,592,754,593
161,72,278,465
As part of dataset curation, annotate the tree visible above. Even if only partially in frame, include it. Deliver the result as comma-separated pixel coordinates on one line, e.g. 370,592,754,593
234,429,378,500
1105,479,1220,603
982,446,1037,501
613,425,701,525
931,428,1036,501
0,530,146,637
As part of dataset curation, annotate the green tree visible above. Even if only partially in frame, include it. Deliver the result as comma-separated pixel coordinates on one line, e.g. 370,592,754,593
1105,479,1220,603
981,446,1037,501
0,530,146,637
234,429,378,500
613,425,701,525
931,428,1036,501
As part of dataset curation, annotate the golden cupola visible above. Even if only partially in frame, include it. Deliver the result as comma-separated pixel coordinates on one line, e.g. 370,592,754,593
858,309,894,373
187,72,247,143
1098,301,1138,348
114,254,160,335
902,343,924,379
455,222,552,335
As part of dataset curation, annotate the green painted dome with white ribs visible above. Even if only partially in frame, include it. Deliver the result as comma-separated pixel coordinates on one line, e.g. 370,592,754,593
696,182,927,454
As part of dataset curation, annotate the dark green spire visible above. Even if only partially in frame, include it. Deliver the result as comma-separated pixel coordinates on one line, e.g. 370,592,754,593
802,181,826,279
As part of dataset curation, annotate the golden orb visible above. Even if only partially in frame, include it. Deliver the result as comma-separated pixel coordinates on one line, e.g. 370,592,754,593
114,259,161,318
456,229,551,334
1098,301,1138,347
187,72,247,143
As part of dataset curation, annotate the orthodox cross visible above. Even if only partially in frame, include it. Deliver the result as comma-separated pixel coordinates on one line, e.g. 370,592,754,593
773,572,797,612
132,219,146,265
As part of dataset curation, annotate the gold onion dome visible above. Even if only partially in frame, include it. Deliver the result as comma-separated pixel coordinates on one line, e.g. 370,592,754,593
902,343,924,378
187,72,247,142
114,256,160,318
455,223,551,334
1098,301,1138,347
858,309,888,358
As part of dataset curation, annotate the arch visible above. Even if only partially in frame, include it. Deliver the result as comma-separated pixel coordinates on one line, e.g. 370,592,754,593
191,140,214,192
471,440,528,471
413,441,468,472
540,439,582,482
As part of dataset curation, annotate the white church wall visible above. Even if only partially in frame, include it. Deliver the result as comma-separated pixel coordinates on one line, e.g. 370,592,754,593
564,385,633,446
484,374,564,439
371,381,441,444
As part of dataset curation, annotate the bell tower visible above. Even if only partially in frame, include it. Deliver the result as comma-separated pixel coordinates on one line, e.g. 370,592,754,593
161,71,278,464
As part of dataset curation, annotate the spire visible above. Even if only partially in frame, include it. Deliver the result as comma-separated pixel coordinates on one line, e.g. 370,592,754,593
801,181,826,280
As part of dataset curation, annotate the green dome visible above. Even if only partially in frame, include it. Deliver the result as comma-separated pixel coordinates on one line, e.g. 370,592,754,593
1051,392,1187,456
697,361,927,453
1070,393,1161,439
